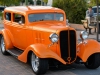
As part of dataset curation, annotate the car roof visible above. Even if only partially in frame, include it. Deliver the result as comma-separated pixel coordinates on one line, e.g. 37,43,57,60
4,6,64,14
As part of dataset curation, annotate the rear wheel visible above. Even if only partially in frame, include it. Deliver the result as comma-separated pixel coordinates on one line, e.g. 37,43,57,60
84,53,100,69
31,52,48,75
0,36,9,55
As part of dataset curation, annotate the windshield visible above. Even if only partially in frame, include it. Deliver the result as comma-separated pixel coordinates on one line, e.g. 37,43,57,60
28,13,64,22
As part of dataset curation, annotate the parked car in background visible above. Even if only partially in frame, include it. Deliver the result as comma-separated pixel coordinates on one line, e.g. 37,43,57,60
92,6,100,17
1,6,100,75
0,6,5,12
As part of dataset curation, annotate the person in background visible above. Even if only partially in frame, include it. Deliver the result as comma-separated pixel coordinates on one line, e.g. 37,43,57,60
86,6,95,26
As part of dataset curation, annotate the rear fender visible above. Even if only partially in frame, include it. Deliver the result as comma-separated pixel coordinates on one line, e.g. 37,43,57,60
0,29,13,49
77,39,100,62
18,44,66,64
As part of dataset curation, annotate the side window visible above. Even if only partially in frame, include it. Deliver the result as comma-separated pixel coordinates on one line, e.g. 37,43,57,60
5,12,11,21
13,13,25,24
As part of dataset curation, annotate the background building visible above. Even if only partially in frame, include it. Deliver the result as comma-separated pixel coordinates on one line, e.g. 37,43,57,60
47,0,53,6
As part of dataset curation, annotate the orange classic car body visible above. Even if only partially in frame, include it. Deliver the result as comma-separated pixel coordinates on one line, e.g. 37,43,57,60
0,6,100,75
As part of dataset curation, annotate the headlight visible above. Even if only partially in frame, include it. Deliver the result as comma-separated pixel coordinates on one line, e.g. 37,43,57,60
49,33,59,43
80,31,89,40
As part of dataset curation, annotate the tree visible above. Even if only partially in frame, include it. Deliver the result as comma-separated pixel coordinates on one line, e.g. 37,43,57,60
21,0,25,5
29,0,34,5
21,0,34,5
43,0,48,4
37,0,41,5
88,0,100,6
53,0,87,24
0,0,20,6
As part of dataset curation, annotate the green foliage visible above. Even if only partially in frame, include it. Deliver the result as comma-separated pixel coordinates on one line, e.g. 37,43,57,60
29,0,34,5
0,0,20,6
43,0,48,3
37,0,41,5
0,12,2,17
89,0,100,6
21,0,34,5
53,0,87,24
0,12,3,20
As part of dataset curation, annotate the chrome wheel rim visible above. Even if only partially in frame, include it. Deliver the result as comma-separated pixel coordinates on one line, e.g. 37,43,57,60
31,53,39,72
1,37,6,53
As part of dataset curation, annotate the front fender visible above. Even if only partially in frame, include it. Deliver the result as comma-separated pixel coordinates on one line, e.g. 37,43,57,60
18,44,66,64
0,29,13,49
77,39,100,62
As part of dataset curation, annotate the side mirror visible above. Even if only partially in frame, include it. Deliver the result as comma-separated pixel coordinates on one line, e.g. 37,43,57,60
66,19,70,26
19,21,22,25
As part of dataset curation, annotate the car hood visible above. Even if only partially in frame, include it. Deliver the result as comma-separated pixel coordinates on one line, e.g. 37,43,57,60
29,22,74,33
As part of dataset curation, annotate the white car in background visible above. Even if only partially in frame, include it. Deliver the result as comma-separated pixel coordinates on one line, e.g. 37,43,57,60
92,6,100,17
0,6,5,12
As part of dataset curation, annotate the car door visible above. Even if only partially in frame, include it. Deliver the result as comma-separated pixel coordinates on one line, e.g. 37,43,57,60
12,13,27,50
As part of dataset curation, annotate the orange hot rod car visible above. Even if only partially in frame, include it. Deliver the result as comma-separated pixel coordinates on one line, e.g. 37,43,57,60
0,6,100,75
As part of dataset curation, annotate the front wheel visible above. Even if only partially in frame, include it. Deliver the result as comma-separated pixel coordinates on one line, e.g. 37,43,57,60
31,52,48,75
84,53,100,69
0,36,9,55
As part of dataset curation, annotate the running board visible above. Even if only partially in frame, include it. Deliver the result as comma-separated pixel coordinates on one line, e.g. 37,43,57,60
7,48,23,58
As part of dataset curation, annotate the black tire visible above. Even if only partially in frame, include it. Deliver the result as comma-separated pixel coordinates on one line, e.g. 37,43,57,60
31,52,48,75
84,53,100,69
0,36,9,55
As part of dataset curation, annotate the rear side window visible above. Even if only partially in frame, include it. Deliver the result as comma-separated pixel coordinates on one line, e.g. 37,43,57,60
5,12,11,21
